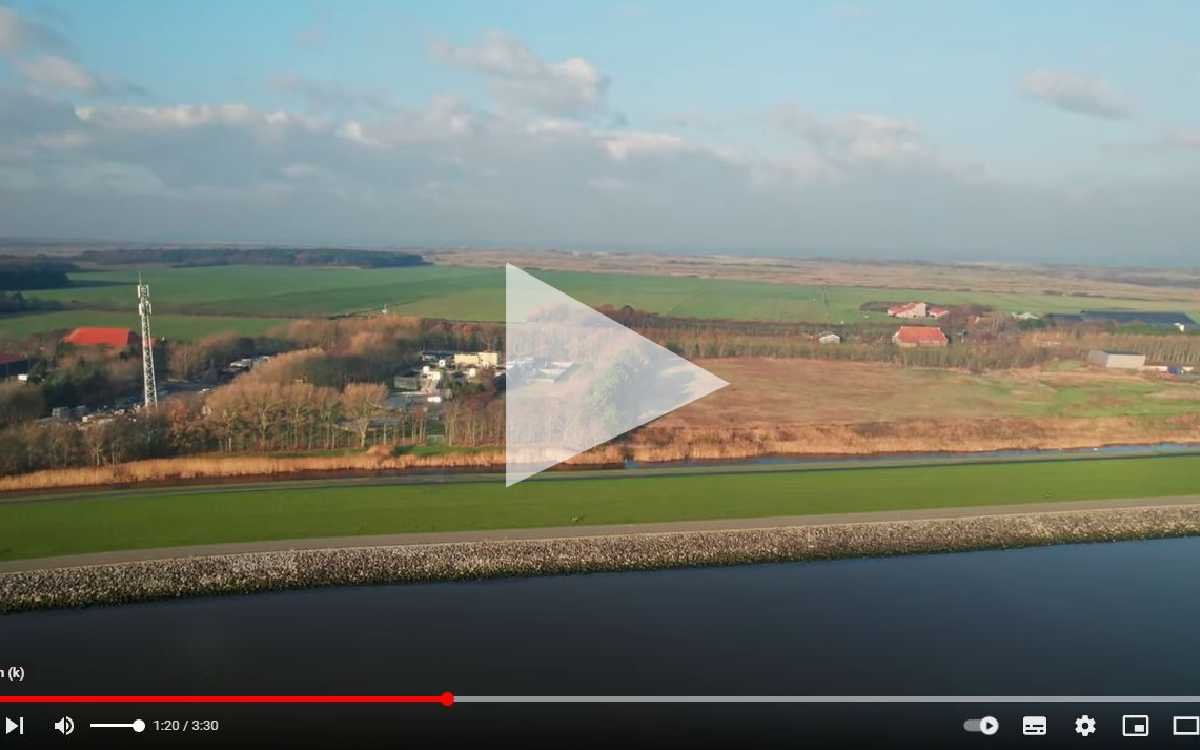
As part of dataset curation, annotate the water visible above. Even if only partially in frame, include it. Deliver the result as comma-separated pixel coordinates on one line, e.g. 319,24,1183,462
3,536,1200,697
624,441,1200,469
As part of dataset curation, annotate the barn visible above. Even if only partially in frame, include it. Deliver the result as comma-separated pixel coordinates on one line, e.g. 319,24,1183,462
887,302,927,319
62,327,138,348
893,326,949,348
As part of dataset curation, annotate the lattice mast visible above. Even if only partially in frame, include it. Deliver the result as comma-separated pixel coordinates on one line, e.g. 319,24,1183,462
137,274,158,408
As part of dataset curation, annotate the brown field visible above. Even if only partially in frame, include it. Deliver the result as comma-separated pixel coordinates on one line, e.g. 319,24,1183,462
661,359,1197,426
629,358,1200,460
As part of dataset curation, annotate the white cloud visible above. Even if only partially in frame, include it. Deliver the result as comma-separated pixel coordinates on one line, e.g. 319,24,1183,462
1,8,144,97
0,6,67,55
18,54,96,92
771,106,952,182
272,73,393,113
1019,69,1131,119
1,28,1198,265
75,102,292,131
32,130,90,149
602,131,687,160
432,31,609,117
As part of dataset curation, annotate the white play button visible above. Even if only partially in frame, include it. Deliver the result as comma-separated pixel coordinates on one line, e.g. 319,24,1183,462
504,264,728,486
5,716,22,735
980,716,999,736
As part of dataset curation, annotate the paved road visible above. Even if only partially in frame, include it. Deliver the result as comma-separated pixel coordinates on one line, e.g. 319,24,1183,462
3,494,1198,573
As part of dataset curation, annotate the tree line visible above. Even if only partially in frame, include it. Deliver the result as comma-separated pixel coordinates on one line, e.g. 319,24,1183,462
76,247,427,268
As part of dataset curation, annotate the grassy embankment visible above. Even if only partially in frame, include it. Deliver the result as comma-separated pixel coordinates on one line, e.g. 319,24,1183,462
4,264,1199,339
2,455,1199,562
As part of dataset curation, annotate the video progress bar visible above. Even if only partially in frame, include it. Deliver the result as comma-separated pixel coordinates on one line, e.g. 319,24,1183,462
8,695,1200,705
454,696,1200,704
1,694,454,705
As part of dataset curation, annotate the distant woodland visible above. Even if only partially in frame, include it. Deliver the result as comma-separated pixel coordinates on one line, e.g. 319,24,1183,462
0,257,77,290
76,247,428,269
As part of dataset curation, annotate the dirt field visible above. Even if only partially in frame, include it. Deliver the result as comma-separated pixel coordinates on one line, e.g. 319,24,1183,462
632,359,1200,459
666,359,1200,426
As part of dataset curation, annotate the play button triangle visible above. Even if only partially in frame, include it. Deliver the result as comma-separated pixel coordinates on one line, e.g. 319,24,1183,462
505,264,728,486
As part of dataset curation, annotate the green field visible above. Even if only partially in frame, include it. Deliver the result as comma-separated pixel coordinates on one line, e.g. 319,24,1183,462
2,456,1198,562
4,263,1198,340
0,309,291,340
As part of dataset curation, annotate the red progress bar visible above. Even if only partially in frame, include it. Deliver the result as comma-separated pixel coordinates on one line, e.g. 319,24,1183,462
1,693,454,706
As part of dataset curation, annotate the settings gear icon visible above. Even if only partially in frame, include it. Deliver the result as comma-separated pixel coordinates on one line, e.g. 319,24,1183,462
1075,714,1097,736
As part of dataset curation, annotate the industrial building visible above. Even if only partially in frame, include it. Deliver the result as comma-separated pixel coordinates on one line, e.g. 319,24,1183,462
1087,350,1147,370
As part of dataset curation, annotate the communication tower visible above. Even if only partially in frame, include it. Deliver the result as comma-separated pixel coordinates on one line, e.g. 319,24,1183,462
138,274,158,408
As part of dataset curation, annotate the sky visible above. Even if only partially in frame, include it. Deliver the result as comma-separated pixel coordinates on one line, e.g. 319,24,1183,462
0,1,1198,265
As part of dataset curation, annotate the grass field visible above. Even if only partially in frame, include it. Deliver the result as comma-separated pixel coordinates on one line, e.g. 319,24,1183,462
2,456,1198,562
5,263,1199,340
0,309,291,340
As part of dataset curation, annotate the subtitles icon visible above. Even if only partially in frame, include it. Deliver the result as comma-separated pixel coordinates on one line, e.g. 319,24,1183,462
1022,715,1047,735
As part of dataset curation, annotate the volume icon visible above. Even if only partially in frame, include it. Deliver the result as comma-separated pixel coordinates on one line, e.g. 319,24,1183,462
55,716,75,735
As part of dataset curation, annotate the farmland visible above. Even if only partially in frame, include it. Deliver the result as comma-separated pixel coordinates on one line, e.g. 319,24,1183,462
2,455,1199,562
672,359,1200,425
3,260,1199,340
0,309,291,340
623,358,1200,461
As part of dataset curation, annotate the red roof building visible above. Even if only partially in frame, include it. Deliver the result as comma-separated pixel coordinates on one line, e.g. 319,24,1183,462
928,306,951,319
893,326,948,348
63,327,138,348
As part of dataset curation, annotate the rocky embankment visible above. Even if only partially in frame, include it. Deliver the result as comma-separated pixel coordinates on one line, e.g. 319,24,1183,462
5,505,1200,613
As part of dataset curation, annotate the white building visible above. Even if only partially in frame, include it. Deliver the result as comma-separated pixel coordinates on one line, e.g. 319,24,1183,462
888,302,927,319
1087,350,1146,370
454,351,500,368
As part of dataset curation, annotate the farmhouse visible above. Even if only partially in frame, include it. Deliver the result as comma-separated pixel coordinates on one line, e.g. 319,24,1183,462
1087,350,1147,370
887,302,927,319
62,327,138,348
893,326,948,348
887,302,950,320
453,351,500,368
818,332,841,345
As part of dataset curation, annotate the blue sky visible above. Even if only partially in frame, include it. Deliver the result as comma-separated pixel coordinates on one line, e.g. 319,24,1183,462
1,1,1198,264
